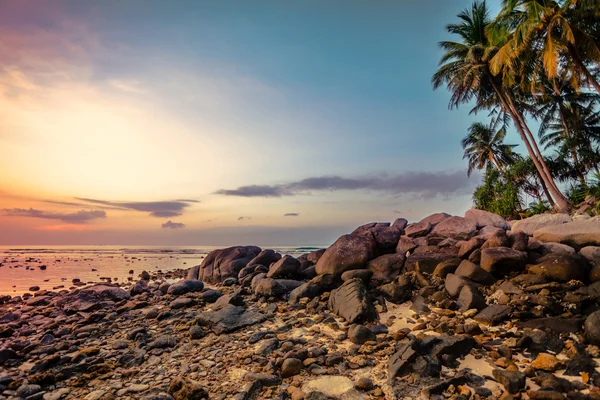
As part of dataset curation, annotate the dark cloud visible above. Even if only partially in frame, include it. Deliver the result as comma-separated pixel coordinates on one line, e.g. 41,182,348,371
42,200,125,210
215,185,292,198
75,198,197,218
284,213,300,217
2,208,106,223
174,199,201,203
161,220,185,229
237,216,251,221
215,171,474,199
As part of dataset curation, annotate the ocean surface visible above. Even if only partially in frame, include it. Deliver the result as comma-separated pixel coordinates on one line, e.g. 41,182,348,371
0,245,327,297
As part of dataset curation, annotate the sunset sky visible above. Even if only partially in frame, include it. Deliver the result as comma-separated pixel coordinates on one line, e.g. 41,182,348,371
0,0,503,245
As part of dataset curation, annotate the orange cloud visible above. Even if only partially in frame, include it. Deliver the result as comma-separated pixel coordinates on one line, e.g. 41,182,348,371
35,224,104,232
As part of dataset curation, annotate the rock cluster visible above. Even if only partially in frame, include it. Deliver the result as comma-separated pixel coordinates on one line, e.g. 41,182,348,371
2,209,600,399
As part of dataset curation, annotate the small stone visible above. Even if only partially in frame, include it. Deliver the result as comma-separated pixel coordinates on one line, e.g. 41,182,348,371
531,353,562,372
281,358,303,378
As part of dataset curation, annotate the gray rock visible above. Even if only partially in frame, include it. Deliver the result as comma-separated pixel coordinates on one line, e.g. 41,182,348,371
347,324,376,344
405,221,432,238
445,274,470,297
167,280,204,296
492,369,525,394
248,249,281,267
148,335,177,349
454,260,495,285
396,237,417,254
192,246,262,283
585,310,600,345
17,384,42,398
474,305,512,325
196,304,266,334
457,285,486,312
527,253,589,282
315,234,375,276
430,216,477,240
328,278,377,324
341,269,372,283
254,278,303,297
392,218,408,230
512,213,572,236
580,246,600,266
480,248,527,275
266,255,301,279
367,253,405,282
281,358,303,378
465,209,509,229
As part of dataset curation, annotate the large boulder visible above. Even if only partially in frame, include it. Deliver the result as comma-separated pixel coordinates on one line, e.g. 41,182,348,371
328,278,377,324
353,223,402,253
248,249,281,267
527,253,589,283
192,246,262,283
511,213,572,236
315,234,375,276
430,216,477,240
419,212,451,227
480,248,527,275
367,253,406,282
465,209,509,229
405,222,432,238
266,255,301,279
534,217,600,249
392,218,408,230
79,284,131,301
167,280,205,295
585,310,600,346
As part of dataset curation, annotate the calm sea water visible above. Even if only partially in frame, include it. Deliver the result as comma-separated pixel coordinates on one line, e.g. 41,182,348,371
0,245,326,297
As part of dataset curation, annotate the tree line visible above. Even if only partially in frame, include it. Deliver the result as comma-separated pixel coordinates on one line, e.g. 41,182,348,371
433,0,600,218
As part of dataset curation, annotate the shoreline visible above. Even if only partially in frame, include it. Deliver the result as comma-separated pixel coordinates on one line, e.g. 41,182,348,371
1,209,600,399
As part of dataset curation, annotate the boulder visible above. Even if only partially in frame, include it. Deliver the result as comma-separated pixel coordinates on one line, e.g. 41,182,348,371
289,275,336,304
534,217,600,249
359,225,401,253
392,218,408,230
192,246,262,283
481,230,510,249
254,278,303,297
458,237,485,258
379,283,410,303
306,249,326,263
328,278,377,324
480,248,527,275
79,284,131,301
419,212,451,227
405,221,432,238
585,310,600,345
366,253,406,282
511,213,572,236
430,216,477,240
540,242,576,255
196,304,266,335
454,260,495,285
396,237,417,254
432,258,461,278
348,325,376,344
511,231,529,251
315,234,375,276
493,369,525,394
445,274,471,297
167,377,208,400
457,285,486,312
527,253,589,282
248,249,281,267
341,269,372,283
266,255,301,279
167,280,204,296
474,304,512,325
580,246,600,266
465,209,509,229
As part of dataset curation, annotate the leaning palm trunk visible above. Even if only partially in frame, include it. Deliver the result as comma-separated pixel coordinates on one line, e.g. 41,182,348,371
489,80,570,211
568,45,600,96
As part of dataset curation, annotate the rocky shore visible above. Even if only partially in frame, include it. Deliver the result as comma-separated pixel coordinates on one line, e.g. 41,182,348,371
1,210,600,400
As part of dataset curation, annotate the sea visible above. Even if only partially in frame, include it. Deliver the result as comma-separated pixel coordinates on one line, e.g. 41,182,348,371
0,245,327,297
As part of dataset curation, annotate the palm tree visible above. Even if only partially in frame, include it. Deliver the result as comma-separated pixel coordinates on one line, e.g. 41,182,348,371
489,0,600,95
462,122,517,176
432,0,570,211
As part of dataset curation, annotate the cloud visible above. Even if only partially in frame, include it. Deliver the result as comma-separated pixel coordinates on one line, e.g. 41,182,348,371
215,171,474,199
237,216,251,221
108,79,145,94
2,208,106,223
75,198,197,218
284,213,300,217
215,185,292,198
161,220,185,229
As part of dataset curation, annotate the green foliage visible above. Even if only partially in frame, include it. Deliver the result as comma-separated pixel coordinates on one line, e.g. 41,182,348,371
473,168,522,219
526,200,551,216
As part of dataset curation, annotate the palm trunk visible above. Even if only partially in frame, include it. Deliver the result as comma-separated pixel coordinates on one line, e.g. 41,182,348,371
490,79,569,212
568,45,600,96
504,93,563,195
557,105,587,188
539,173,555,207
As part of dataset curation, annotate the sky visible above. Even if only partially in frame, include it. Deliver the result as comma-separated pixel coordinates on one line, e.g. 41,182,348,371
0,0,506,246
